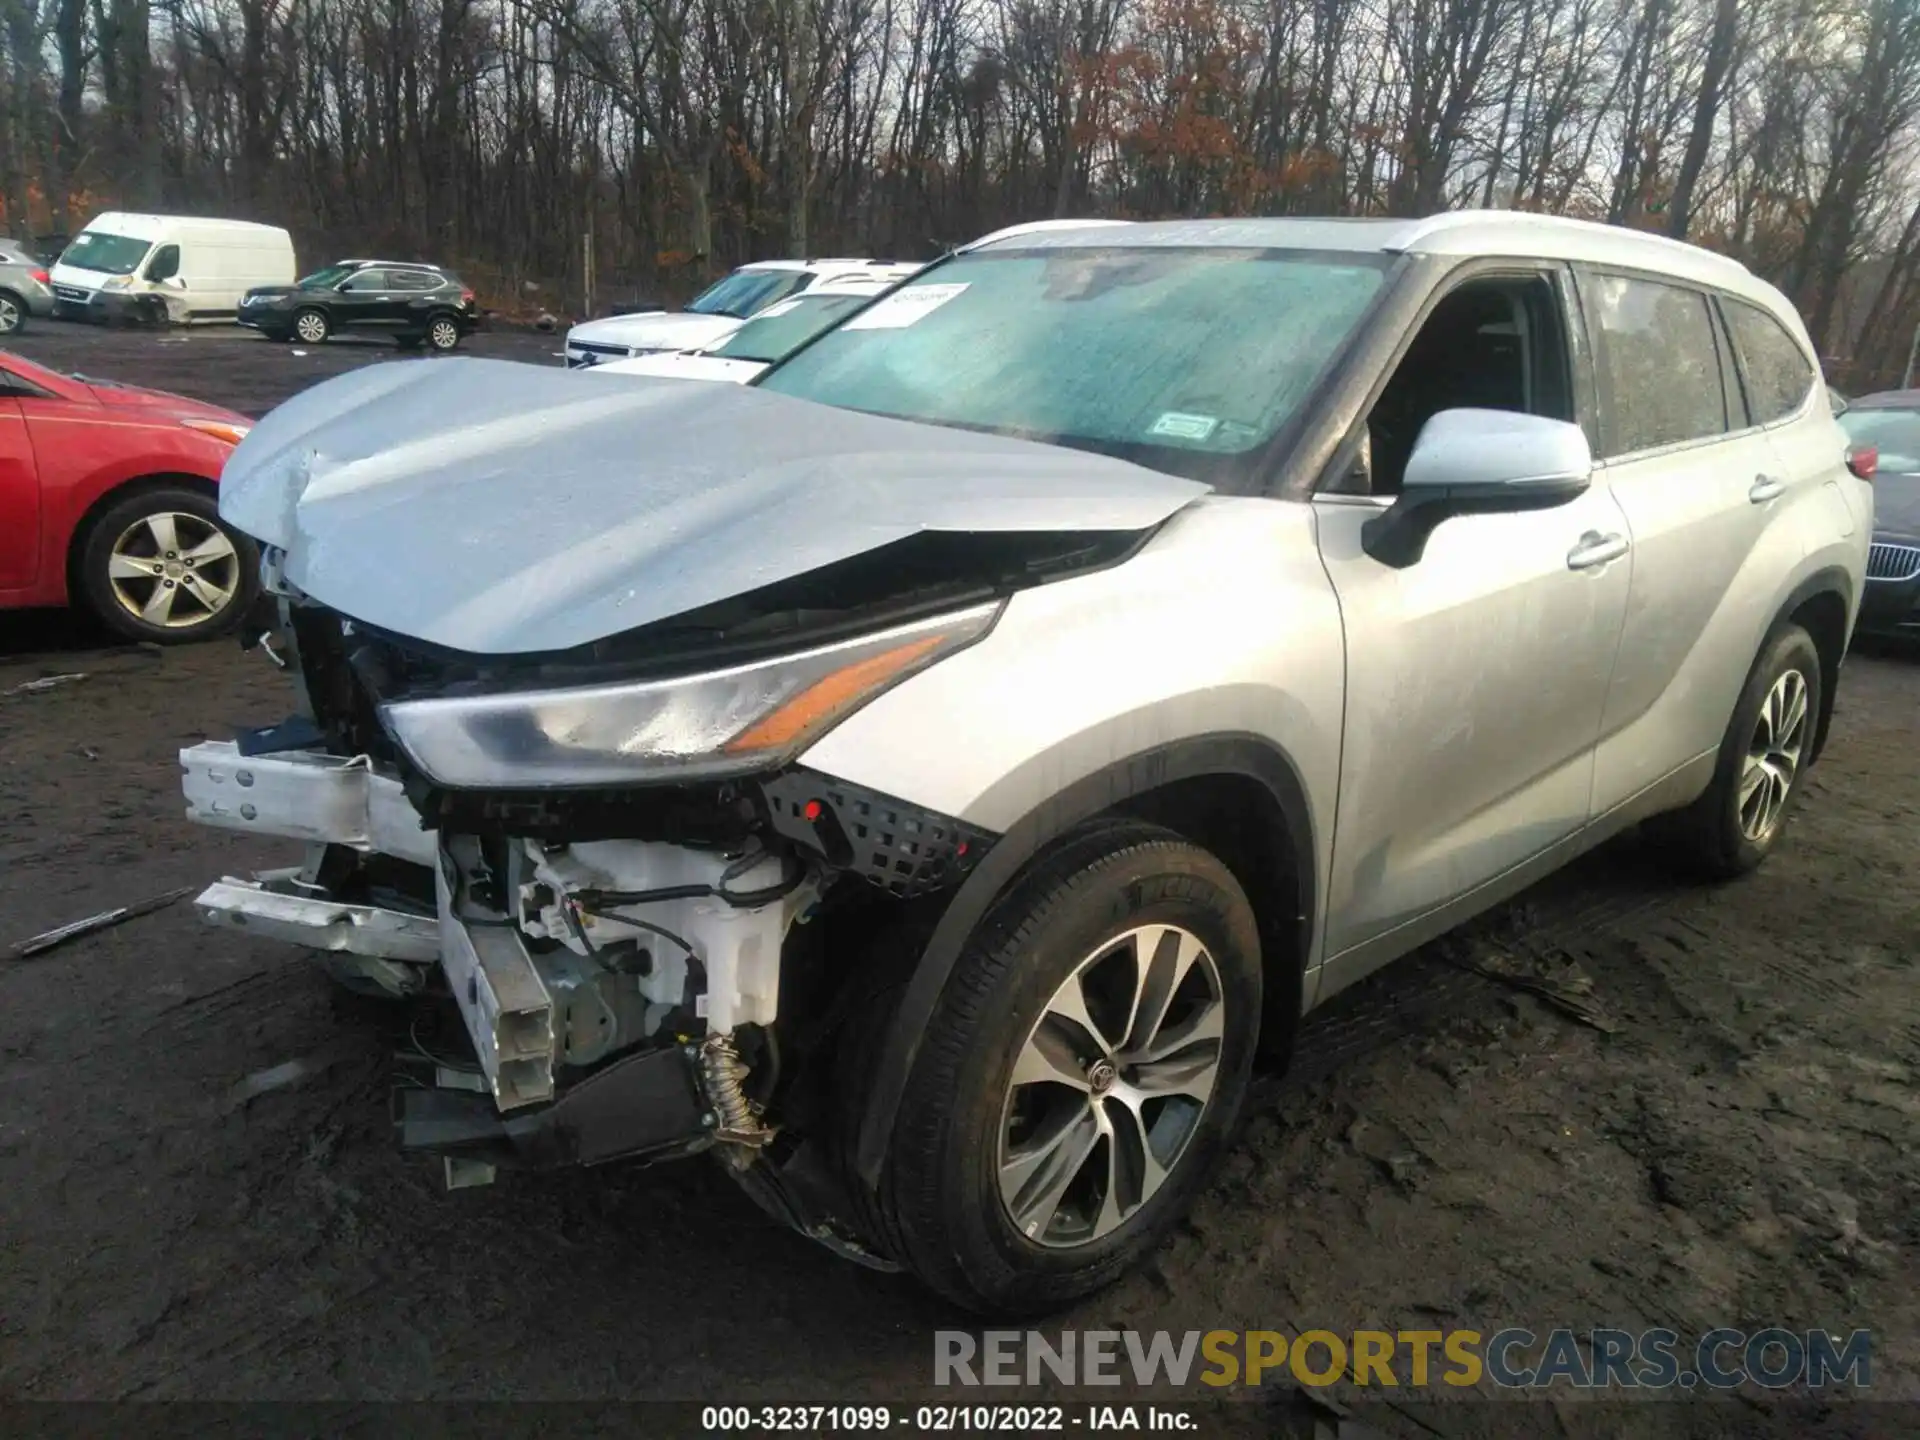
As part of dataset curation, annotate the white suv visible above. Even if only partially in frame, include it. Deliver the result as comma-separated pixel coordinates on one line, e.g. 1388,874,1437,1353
563,259,919,369
185,212,1866,1314
588,275,919,386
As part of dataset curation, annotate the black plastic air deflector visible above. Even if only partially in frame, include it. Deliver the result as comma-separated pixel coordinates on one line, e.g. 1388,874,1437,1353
761,769,996,898
394,1042,709,1170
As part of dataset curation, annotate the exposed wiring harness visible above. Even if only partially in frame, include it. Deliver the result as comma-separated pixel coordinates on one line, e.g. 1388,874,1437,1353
562,892,700,965
404,1013,483,1075
570,843,809,911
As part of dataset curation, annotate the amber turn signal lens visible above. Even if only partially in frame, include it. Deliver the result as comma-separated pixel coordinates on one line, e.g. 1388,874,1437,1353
724,635,945,754
179,418,252,447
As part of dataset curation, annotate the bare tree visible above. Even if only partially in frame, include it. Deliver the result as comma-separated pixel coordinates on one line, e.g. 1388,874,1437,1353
1,0,1916,378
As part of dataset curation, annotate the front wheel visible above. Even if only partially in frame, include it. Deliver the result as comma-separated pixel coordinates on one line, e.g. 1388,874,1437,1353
292,307,330,344
874,823,1261,1314
78,486,259,644
1646,622,1822,878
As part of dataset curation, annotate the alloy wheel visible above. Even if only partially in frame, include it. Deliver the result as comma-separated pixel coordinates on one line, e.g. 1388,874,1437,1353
295,311,328,343
106,511,241,631
998,923,1225,1249
429,318,459,350
0,296,19,333
1739,667,1810,842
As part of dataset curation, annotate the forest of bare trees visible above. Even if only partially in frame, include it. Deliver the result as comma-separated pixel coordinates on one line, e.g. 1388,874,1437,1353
2,0,1918,383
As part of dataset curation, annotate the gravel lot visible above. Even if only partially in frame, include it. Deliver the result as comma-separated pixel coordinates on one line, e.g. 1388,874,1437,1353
0,322,1915,1434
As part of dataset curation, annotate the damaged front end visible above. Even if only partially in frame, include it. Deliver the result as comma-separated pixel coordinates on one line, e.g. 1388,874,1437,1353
181,363,1205,1261
179,535,1115,1256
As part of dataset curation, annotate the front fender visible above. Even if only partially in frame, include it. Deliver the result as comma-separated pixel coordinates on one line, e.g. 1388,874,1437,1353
796,497,1347,1188
37,424,232,605
800,498,1344,832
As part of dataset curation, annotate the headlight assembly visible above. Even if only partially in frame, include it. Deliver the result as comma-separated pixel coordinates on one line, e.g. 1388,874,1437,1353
378,602,1001,788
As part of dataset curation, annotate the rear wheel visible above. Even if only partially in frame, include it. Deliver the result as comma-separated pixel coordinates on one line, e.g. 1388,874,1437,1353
292,307,330,344
425,314,462,352
78,486,259,644
0,289,25,334
1647,623,1821,878
872,824,1261,1314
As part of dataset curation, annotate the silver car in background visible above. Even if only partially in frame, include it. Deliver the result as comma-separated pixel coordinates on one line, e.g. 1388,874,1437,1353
0,239,56,333
182,213,1867,1315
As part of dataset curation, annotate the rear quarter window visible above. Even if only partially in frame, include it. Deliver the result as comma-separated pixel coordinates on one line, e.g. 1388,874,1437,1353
1722,299,1817,425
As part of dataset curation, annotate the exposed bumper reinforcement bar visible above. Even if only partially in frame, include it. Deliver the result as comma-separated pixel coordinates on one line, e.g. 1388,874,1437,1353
436,840,556,1112
195,871,441,961
180,739,437,867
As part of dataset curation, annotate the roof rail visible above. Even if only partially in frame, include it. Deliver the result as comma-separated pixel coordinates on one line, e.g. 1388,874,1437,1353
1397,209,1753,276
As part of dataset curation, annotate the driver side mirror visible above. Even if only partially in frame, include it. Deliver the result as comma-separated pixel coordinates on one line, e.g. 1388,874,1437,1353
1362,409,1593,569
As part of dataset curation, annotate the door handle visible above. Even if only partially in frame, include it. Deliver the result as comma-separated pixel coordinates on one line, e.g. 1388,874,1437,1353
1567,531,1629,571
1750,474,1787,503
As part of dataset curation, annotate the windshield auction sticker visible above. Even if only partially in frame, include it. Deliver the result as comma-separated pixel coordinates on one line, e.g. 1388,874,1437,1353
1148,412,1220,442
842,283,968,330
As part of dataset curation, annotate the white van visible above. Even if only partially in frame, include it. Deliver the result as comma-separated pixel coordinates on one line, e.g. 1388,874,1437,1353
51,213,296,324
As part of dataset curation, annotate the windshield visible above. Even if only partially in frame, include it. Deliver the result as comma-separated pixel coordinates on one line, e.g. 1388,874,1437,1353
687,269,809,319
299,264,359,289
1840,407,1920,472
757,247,1390,480
712,293,880,363
59,230,153,276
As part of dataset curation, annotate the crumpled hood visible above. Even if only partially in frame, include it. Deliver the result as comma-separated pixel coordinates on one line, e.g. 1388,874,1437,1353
567,310,743,354
218,358,1209,655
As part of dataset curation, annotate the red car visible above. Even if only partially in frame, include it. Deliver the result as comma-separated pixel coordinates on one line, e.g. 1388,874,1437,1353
0,349,258,642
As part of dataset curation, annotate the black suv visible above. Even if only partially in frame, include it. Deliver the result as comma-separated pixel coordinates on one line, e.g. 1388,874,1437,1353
239,259,480,351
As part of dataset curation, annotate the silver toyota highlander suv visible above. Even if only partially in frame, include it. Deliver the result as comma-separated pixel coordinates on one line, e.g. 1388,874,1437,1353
182,213,1870,1314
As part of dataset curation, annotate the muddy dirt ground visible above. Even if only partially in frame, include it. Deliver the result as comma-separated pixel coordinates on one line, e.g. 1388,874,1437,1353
0,324,1915,1435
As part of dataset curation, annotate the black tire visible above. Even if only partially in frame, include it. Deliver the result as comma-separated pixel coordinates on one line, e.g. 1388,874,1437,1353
870,822,1261,1314
291,307,331,345
424,313,462,352
0,289,26,335
76,485,260,645
1646,623,1822,879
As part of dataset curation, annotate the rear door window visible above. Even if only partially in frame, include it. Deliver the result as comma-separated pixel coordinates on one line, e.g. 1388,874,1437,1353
1721,299,1817,426
389,270,439,292
1584,272,1730,457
